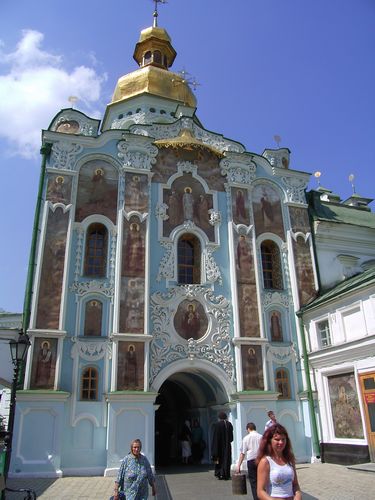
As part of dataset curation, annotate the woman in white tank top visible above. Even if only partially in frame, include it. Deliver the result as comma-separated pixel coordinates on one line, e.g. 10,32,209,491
256,424,302,500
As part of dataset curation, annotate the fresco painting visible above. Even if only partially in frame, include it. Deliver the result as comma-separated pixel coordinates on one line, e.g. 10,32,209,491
174,299,208,340
153,148,224,191
163,174,214,240
232,187,250,225
75,160,118,223
119,277,145,333
328,373,364,439
84,300,103,336
36,208,69,329
122,218,146,278
117,341,144,391
270,310,283,341
30,337,58,389
293,237,316,306
235,233,255,284
46,174,72,204
124,173,148,212
238,283,260,337
241,344,264,390
252,184,285,239
289,206,310,233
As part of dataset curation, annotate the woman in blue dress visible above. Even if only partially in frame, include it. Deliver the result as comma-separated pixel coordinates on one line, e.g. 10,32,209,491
113,439,156,500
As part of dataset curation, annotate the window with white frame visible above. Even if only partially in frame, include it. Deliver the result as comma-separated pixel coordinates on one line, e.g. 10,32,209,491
317,319,331,348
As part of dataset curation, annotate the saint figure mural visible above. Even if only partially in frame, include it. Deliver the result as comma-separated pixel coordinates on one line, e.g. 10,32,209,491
30,338,57,389
168,190,180,226
183,186,194,220
236,235,254,283
123,222,145,277
174,300,208,340
270,310,283,341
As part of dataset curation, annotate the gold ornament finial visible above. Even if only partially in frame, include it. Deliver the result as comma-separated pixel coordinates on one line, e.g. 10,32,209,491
152,0,167,27
348,173,356,194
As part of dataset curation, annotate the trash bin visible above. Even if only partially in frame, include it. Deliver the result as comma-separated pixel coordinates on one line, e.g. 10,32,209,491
232,473,247,495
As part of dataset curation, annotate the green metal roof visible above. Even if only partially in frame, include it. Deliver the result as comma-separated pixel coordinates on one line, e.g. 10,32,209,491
307,191,375,229
299,266,375,313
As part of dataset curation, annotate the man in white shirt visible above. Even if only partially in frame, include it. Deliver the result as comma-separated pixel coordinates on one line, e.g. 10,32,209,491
237,422,262,500
264,410,277,432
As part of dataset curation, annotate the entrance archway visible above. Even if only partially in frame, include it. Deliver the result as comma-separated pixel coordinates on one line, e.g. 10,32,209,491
154,369,228,467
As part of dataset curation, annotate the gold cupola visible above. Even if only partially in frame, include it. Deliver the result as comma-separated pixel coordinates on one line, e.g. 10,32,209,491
110,11,196,107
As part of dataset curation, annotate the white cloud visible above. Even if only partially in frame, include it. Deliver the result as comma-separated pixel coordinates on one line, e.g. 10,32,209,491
0,30,107,159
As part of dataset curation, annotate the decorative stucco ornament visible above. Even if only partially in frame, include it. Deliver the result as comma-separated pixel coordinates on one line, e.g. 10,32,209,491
281,176,309,204
50,141,83,171
117,137,158,171
220,153,256,184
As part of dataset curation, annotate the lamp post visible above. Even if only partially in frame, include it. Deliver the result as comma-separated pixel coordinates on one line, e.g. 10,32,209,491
1,330,30,492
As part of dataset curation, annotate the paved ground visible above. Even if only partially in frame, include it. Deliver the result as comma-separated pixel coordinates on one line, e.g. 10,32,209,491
3,462,375,499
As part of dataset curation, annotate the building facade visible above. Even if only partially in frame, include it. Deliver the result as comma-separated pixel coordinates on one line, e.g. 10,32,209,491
300,189,375,465
10,18,320,477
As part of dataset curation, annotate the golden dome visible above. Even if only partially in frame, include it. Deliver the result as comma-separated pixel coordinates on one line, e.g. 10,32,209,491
111,65,197,107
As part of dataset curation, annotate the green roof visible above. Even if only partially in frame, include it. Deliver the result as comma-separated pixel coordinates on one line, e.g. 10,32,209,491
300,266,375,313
307,191,375,229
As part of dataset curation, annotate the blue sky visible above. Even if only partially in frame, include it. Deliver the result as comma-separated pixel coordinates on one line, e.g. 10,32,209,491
1,0,374,313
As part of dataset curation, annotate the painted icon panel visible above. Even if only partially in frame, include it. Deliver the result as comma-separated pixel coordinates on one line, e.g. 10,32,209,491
84,300,103,336
238,283,260,337
36,207,69,329
46,174,72,204
119,277,145,333
117,341,144,391
232,187,250,225
289,206,310,233
124,173,148,212
269,310,283,341
252,184,285,239
30,337,58,389
75,160,118,223
174,300,208,340
293,237,316,306
241,344,264,390
328,372,364,439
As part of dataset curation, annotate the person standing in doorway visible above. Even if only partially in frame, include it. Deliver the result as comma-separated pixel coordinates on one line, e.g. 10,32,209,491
237,422,262,500
211,411,233,480
264,410,277,432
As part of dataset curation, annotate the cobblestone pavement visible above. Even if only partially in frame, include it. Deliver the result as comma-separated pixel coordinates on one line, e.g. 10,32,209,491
4,463,375,499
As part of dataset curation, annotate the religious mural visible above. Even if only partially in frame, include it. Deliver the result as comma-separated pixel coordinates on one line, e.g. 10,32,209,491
269,310,283,341
235,233,256,284
153,148,225,192
163,174,214,240
75,160,118,223
84,300,103,336
55,119,80,134
328,373,364,439
117,341,144,391
241,344,264,390
238,284,260,337
124,173,148,213
292,236,316,306
122,218,146,277
36,207,69,329
232,187,250,225
289,206,311,233
30,337,58,389
46,174,72,204
119,278,145,333
174,300,208,340
252,184,285,239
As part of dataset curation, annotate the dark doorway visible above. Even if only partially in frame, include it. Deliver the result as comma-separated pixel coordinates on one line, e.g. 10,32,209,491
154,370,227,468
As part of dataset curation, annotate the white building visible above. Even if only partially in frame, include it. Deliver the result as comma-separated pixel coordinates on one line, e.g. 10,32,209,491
300,188,375,464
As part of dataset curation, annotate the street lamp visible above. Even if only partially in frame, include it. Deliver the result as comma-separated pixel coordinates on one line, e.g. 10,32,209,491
1,330,31,492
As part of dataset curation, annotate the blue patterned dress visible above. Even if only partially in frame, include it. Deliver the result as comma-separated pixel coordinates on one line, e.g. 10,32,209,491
117,453,154,500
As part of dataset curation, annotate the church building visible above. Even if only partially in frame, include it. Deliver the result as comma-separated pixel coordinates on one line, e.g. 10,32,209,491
10,10,320,477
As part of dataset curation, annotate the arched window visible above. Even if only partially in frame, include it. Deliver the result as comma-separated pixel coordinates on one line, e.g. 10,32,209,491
84,300,103,336
275,368,291,399
144,51,152,65
177,234,201,284
261,240,283,289
81,367,98,401
153,50,162,64
84,223,108,277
